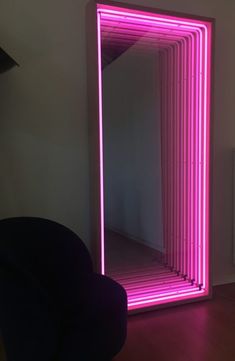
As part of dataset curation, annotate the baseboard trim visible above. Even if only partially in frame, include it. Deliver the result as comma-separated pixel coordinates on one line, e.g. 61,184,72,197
105,225,163,252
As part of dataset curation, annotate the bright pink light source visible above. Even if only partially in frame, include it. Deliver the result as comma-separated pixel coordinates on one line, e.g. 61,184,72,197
96,2,212,312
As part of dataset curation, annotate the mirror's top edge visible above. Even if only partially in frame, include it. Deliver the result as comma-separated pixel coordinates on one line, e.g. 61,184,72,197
92,0,215,26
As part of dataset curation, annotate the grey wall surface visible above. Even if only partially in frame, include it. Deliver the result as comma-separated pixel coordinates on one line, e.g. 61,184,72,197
0,0,90,243
0,0,235,284
103,45,163,251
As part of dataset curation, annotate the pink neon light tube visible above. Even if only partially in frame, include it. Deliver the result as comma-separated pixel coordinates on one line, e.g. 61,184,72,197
96,2,212,311
97,11,105,275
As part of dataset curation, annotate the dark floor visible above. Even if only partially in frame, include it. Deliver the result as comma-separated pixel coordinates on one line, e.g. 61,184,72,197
105,228,163,273
114,283,235,361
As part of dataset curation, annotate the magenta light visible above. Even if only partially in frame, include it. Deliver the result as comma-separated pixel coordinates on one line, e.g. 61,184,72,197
98,7,209,27
97,11,105,275
96,2,212,311
129,289,205,310
190,32,195,283
128,286,203,302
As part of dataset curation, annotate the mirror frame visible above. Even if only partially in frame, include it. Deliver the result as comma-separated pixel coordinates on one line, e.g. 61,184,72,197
86,0,215,314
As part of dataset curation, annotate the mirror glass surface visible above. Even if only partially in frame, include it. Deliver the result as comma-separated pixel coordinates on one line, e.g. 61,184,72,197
103,41,165,276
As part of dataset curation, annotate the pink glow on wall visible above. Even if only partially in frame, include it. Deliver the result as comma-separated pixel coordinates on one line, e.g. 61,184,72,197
96,2,212,311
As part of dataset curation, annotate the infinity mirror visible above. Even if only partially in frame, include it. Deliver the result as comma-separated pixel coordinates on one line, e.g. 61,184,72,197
87,1,214,313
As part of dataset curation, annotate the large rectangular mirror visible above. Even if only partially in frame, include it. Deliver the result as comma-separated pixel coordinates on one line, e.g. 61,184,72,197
87,0,214,313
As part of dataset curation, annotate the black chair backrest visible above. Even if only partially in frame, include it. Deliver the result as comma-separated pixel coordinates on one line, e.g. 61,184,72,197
0,217,93,307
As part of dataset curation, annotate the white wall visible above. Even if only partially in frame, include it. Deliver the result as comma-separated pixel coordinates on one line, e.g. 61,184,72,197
0,0,90,243
0,0,235,285
103,45,163,251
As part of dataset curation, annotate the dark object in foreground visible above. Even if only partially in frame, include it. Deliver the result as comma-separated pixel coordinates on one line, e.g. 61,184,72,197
0,217,127,361
0,48,18,73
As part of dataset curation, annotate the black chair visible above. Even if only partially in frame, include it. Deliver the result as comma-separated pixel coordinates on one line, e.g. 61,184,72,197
0,217,127,361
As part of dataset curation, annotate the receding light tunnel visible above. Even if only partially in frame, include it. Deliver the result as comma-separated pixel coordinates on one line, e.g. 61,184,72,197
87,1,214,313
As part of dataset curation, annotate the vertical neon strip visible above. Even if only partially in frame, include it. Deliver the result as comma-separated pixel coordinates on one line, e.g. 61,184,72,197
189,33,192,282
166,48,170,267
178,41,182,275
188,35,192,281
205,25,211,292
179,24,209,289
171,45,174,271
163,50,167,265
193,32,197,284
168,47,171,268
195,31,199,285
160,50,166,265
181,38,185,279
183,38,187,277
180,39,184,276
198,28,203,286
164,49,168,266
200,28,205,289
190,33,195,283
180,40,184,276
176,43,180,273
97,11,105,275
203,25,209,290
167,47,172,266
182,37,188,275
170,46,174,269
182,37,186,277
174,44,177,271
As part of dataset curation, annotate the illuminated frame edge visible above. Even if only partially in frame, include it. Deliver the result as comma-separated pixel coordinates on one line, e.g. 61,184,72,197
87,0,215,313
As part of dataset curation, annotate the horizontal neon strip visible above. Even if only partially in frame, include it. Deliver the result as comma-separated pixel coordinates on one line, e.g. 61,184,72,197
129,289,206,309
98,8,209,28
128,285,201,302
